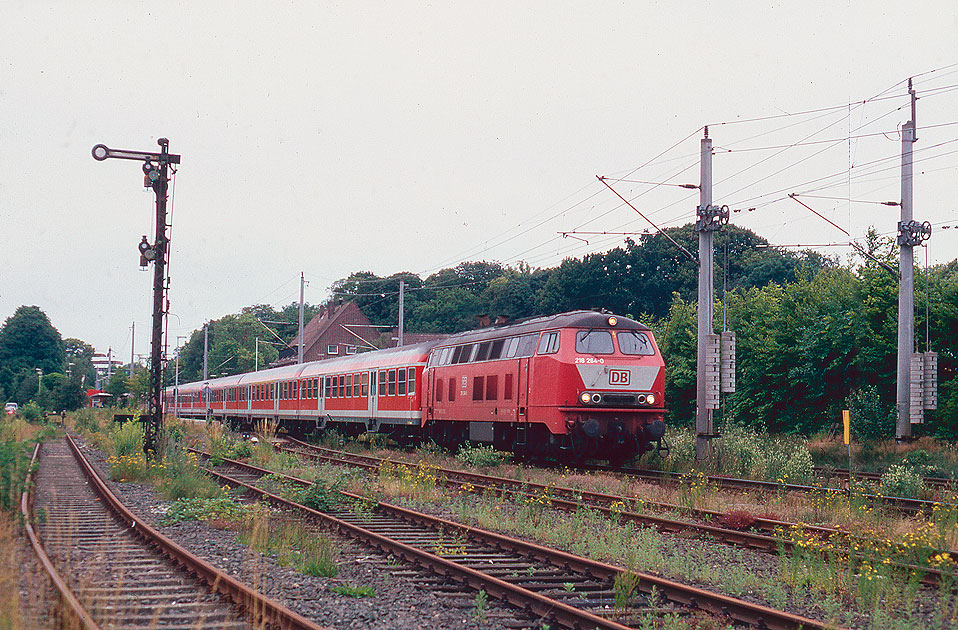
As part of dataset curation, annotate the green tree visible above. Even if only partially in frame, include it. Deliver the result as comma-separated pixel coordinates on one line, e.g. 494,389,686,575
0,305,65,398
105,370,130,406
652,294,697,426
64,337,97,389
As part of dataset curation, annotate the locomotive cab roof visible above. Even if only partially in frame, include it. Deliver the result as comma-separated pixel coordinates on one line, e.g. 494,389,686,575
434,310,648,347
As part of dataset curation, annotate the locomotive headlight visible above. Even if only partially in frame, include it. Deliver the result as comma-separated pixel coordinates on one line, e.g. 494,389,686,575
580,392,592,404
607,316,617,326
646,394,656,405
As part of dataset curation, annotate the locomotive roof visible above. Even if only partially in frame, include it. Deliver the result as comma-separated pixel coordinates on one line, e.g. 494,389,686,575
434,310,649,346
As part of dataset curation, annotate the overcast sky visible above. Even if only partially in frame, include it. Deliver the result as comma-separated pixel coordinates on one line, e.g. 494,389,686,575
2,2,956,362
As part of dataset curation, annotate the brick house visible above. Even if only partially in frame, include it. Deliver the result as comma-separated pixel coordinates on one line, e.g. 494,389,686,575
272,301,381,367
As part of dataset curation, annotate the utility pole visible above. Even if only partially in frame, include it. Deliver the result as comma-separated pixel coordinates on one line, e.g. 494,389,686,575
130,322,135,377
298,272,305,364
398,279,405,347
896,79,932,440
695,127,730,460
203,323,209,381
93,139,179,458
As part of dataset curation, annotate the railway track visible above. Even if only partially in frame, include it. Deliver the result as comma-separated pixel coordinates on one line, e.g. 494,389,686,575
21,435,326,630
270,438,957,587
196,448,845,630
578,463,957,515
812,465,957,490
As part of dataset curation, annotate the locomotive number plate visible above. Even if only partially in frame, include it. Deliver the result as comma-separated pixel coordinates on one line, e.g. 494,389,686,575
574,357,605,364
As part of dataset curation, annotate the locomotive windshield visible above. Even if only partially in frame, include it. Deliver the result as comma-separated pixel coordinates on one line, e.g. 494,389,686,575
618,330,655,355
575,329,614,354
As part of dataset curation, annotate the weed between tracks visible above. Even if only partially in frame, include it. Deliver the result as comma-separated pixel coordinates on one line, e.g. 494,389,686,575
239,505,339,578
302,436,957,629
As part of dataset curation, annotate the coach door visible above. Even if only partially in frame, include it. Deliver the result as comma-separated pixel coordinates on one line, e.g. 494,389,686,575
425,369,435,422
517,356,531,416
369,370,379,418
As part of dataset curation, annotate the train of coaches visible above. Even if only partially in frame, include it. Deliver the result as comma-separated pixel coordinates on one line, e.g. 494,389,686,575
164,311,667,463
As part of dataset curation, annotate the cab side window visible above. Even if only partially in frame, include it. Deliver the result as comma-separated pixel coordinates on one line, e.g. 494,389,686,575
537,331,560,354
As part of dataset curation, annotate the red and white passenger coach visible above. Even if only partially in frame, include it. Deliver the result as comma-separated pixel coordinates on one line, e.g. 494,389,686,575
165,310,667,462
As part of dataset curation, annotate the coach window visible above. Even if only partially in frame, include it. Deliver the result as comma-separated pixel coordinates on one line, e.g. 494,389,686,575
408,367,416,394
361,372,369,396
486,374,498,400
338,374,345,398
436,378,443,402
442,347,454,365
537,331,560,355
476,342,491,362
388,369,397,395
448,377,456,402
398,368,407,395
505,337,520,358
576,330,614,354
516,334,539,357
451,346,464,364
345,374,352,398
472,376,484,401
379,370,387,396
324,377,331,398
353,373,361,397
489,339,505,360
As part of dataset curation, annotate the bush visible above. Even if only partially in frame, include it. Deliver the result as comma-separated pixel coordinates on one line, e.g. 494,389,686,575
19,402,43,423
879,464,926,499
456,443,507,468
157,468,223,501
847,386,895,441
0,439,31,512
301,475,348,511
161,496,247,525
228,440,254,459
110,420,144,457
155,443,224,500
73,408,104,433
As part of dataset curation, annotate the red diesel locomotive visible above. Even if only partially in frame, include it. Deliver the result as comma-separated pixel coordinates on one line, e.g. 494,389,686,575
165,310,667,462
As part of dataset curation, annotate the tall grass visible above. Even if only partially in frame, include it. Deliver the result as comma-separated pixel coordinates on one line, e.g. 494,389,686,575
0,511,23,629
238,505,339,578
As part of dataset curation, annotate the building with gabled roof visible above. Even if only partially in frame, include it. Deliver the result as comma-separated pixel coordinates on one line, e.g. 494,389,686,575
271,300,381,367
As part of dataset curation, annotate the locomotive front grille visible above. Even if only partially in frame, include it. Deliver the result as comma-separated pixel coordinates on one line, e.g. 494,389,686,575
602,394,637,405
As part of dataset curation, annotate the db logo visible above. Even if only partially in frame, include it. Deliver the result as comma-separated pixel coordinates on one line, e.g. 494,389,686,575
609,369,630,386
